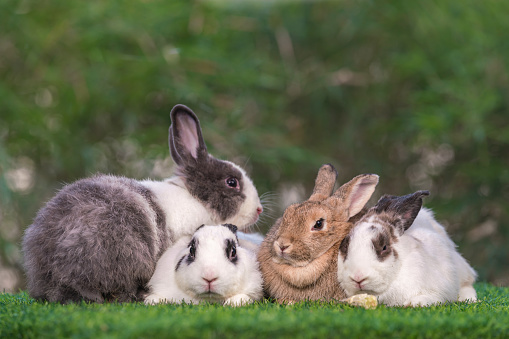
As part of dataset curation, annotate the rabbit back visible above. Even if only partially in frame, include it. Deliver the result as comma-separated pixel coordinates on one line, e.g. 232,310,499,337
23,174,171,303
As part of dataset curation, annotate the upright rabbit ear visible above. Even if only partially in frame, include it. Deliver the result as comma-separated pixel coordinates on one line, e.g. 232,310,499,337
308,164,338,202
169,105,208,166
331,174,379,218
374,190,429,234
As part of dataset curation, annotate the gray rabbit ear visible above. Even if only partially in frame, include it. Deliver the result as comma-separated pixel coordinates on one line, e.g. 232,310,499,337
169,105,208,166
309,164,338,202
374,190,430,234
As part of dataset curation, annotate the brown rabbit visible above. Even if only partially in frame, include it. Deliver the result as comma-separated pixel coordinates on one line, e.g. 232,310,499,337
257,164,379,303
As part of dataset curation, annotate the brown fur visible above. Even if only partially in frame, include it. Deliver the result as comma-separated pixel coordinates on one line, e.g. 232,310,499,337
258,164,379,302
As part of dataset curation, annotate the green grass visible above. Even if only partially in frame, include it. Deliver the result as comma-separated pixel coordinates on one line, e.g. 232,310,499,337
1,283,508,338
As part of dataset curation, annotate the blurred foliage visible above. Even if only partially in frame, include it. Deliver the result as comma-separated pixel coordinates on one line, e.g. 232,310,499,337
1,0,508,291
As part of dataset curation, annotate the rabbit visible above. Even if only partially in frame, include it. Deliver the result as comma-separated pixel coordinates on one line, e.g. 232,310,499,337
145,224,263,306
22,104,263,304
337,190,478,307
257,164,379,303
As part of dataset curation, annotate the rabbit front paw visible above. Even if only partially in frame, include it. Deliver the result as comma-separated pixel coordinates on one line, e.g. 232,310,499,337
224,294,253,307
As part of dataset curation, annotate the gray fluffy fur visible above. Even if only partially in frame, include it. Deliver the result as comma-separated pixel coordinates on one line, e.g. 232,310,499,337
23,175,170,303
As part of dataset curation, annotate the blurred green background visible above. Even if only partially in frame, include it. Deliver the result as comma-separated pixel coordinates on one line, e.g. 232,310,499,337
1,0,508,292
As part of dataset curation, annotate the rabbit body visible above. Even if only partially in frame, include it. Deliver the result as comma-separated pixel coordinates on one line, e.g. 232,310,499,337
22,105,262,303
145,224,263,306
337,191,477,307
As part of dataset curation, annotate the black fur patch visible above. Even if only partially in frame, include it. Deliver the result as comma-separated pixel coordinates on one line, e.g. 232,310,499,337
339,234,350,261
372,231,391,262
222,223,238,234
186,238,197,265
222,223,239,242
225,239,238,265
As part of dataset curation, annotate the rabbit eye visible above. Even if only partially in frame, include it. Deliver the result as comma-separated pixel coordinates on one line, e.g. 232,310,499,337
382,245,387,251
226,239,238,263
189,240,196,259
225,177,239,190
312,218,325,231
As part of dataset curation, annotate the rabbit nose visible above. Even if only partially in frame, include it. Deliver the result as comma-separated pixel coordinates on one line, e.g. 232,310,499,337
279,244,290,252
350,274,368,288
203,277,218,283
277,241,291,252
274,239,292,256
351,277,367,284
256,207,263,215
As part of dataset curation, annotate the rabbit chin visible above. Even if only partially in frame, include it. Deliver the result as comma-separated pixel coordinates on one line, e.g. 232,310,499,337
342,280,386,298
189,285,228,302
196,292,226,302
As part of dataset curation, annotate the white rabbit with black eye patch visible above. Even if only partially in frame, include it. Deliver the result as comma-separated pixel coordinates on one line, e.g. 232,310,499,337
22,104,263,304
145,224,263,306
337,190,477,307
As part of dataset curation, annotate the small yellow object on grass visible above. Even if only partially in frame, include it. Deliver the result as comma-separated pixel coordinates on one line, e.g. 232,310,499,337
342,294,378,309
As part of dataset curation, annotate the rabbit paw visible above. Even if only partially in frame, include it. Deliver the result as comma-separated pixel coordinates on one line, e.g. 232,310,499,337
458,285,477,303
144,294,167,305
224,294,253,307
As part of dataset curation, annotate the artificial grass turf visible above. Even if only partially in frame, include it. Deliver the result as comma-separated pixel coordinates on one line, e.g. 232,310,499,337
1,283,508,339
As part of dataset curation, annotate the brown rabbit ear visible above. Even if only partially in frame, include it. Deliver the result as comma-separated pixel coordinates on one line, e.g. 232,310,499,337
308,164,338,202
330,174,379,218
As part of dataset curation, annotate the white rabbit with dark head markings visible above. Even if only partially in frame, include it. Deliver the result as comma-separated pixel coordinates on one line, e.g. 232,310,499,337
22,104,263,304
337,190,477,307
145,224,263,306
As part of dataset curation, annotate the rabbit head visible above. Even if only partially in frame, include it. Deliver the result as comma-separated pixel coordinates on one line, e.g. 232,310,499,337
337,190,429,297
270,164,379,268
173,224,263,303
168,105,262,229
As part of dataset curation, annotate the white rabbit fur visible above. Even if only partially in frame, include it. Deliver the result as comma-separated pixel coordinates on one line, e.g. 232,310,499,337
145,224,263,306
337,191,477,307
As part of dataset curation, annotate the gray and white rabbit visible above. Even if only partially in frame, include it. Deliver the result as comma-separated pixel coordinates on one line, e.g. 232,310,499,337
22,104,263,303
145,224,263,306
337,191,477,307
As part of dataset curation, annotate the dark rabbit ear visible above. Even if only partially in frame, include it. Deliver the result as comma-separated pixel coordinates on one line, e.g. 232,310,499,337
330,174,379,218
169,105,208,166
373,194,399,213
375,190,430,234
309,164,338,202
222,223,238,235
